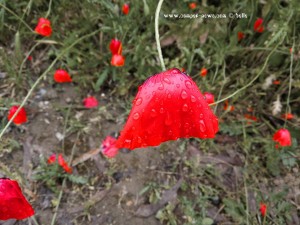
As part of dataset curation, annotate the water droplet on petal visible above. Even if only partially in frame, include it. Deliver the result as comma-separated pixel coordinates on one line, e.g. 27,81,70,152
163,77,171,84
150,109,157,117
167,93,172,99
191,95,196,102
176,84,180,88
137,136,142,143
200,120,206,132
165,113,172,126
124,139,132,144
135,98,142,106
185,80,192,89
168,130,173,136
199,113,204,119
160,108,165,113
133,113,140,120
181,90,188,99
152,91,156,96
182,104,188,112
158,83,164,90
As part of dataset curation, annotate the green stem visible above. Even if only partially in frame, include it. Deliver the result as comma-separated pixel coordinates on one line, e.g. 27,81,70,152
0,3,34,32
210,37,284,107
155,0,166,71
18,42,41,78
0,28,102,140
45,0,53,18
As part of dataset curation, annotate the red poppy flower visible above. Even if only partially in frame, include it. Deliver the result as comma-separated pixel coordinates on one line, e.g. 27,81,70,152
115,68,219,150
111,54,125,67
259,203,267,217
203,92,215,104
189,2,197,10
253,18,264,33
47,153,56,164
237,31,245,41
7,105,27,125
54,69,72,83
200,68,207,77
0,178,34,220
27,56,32,61
58,154,72,173
83,96,99,108
273,80,280,85
34,18,52,37
273,128,292,147
244,114,258,124
223,100,234,111
109,38,122,55
281,113,294,120
101,136,119,158
122,3,130,15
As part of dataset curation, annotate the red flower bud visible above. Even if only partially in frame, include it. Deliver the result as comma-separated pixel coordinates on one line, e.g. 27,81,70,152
259,203,267,217
273,128,292,147
47,153,56,164
109,38,122,55
54,69,72,83
189,3,197,10
34,18,52,37
58,154,72,174
122,3,130,15
237,32,245,41
200,68,208,77
7,105,27,125
111,54,125,67
254,18,264,33
203,92,215,104
281,113,294,120
83,96,99,108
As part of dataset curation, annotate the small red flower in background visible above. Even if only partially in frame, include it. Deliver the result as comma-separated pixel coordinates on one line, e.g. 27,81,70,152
34,18,52,37
7,105,27,125
273,80,280,85
0,178,34,220
237,32,245,41
253,18,264,33
223,100,234,111
54,69,72,83
83,96,99,108
200,68,208,77
111,54,125,67
109,38,122,55
27,56,32,61
281,113,294,120
115,68,219,150
58,154,72,174
273,128,291,148
47,154,72,173
244,114,258,124
47,153,56,164
189,2,197,10
259,203,267,217
122,3,130,15
204,92,215,104
101,136,119,158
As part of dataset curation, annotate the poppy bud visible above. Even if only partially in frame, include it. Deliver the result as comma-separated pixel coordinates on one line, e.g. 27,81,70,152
203,92,215,104
237,32,245,41
7,105,27,125
259,203,267,217
47,153,56,164
273,128,292,147
200,68,208,77
58,154,72,173
83,96,99,108
34,18,52,37
54,69,72,83
109,38,122,55
281,113,294,120
111,54,125,67
253,18,264,33
122,3,130,15
0,178,34,220
189,2,197,10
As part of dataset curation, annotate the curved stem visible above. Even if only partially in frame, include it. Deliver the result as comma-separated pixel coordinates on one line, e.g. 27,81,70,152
155,0,166,71
0,3,34,32
45,0,53,18
0,28,102,140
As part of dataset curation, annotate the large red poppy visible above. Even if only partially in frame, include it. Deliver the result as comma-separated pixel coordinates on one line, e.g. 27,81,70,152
0,178,34,220
115,68,219,150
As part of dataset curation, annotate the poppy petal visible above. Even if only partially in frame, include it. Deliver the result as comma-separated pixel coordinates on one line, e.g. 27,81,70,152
116,68,219,150
0,178,34,220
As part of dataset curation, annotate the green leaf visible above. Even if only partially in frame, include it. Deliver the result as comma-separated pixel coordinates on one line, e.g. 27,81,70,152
202,218,214,225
